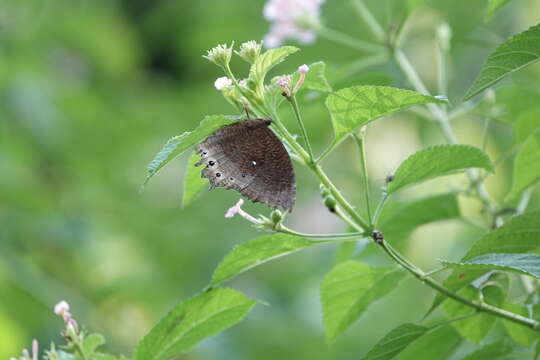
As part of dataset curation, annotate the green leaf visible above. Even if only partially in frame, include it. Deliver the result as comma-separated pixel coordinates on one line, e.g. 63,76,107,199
361,323,430,360
321,261,406,343
443,283,506,343
387,145,494,193
303,61,332,92
210,234,324,286
464,22,540,100
457,341,513,360
513,108,540,144
464,210,540,260
325,86,445,143
378,193,461,242
182,151,208,207
486,0,512,19
442,253,540,278
249,46,298,85
507,131,540,200
502,302,539,347
83,333,105,353
426,211,540,318
144,115,240,185
134,288,256,360
398,325,462,360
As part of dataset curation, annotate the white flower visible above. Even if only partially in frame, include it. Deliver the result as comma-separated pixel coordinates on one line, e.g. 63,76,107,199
225,198,244,218
54,300,70,316
203,43,233,68
263,0,326,48
298,64,309,73
236,40,263,63
214,76,233,91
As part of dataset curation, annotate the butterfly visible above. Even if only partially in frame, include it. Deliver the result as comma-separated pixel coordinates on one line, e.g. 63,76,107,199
195,118,296,211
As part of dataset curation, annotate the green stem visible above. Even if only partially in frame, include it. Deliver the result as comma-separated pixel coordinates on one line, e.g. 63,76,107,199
289,95,315,160
394,49,498,218
351,0,386,41
378,239,540,330
353,130,372,225
372,192,390,226
313,163,371,231
316,25,384,53
335,206,365,233
277,225,366,240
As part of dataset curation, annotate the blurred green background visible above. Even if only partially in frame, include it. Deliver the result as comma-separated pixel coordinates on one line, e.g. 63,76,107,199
1,0,540,358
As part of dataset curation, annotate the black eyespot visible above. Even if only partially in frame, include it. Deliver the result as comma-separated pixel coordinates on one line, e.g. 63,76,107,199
208,160,215,166
251,160,257,166
241,174,246,178
216,173,221,177
229,177,233,181
202,151,207,156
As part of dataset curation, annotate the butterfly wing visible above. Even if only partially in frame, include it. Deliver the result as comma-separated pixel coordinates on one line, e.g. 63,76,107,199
196,118,296,211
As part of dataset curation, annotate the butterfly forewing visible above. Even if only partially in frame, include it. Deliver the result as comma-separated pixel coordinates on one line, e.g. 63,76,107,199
195,118,296,211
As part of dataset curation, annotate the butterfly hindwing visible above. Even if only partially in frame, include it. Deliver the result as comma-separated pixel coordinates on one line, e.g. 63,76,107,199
196,118,296,211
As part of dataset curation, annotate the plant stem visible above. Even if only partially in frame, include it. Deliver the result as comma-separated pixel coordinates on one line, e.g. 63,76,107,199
394,49,498,218
277,225,367,240
312,162,371,231
351,0,386,42
372,191,390,226
316,25,384,53
289,95,315,160
353,130,372,225
377,238,540,330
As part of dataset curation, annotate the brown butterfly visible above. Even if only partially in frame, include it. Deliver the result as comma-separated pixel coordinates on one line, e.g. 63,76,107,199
195,118,296,211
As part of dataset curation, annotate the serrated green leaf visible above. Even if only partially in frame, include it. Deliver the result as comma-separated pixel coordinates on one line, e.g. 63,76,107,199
210,234,324,286
464,210,540,260
83,333,105,353
182,151,208,207
464,22,540,100
134,288,256,360
507,131,540,200
486,0,513,19
458,341,513,360
513,108,540,144
249,46,298,85
325,86,445,143
144,115,240,185
303,61,332,92
443,283,506,343
442,253,540,278
503,302,540,347
387,145,493,193
321,261,406,343
398,325,461,360
362,323,429,360
378,193,461,242
426,211,540,318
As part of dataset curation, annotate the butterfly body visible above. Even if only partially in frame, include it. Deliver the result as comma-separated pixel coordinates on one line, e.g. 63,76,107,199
196,118,296,211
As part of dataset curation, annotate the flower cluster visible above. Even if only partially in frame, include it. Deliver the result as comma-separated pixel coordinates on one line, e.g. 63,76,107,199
263,0,326,48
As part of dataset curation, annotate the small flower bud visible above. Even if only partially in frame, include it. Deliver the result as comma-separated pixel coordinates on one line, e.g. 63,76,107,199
236,40,263,64
298,64,309,74
203,43,233,69
214,76,233,91
271,209,283,225
319,184,330,198
324,195,336,213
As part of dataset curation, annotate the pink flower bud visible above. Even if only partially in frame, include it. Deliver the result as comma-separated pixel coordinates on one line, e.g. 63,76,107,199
54,300,70,316
214,77,233,91
298,64,309,73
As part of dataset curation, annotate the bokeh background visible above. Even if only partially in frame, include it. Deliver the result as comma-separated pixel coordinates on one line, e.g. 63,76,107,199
2,0,540,358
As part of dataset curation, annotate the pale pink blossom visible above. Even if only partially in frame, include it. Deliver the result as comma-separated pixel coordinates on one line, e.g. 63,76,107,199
214,76,233,91
225,199,260,223
263,0,326,48
54,300,70,317
298,64,309,73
